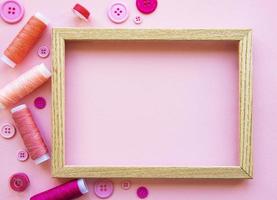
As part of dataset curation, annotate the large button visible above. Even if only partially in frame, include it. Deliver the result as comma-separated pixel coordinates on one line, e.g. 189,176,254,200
10,173,30,192
17,149,29,162
136,0,157,14
34,96,47,109
37,46,50,58
1,122,16,139
107,2,128,24
0,0,24,24
137,186,149,199
94,180,114,199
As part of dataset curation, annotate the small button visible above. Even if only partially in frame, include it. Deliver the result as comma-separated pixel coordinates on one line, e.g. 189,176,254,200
1,123,16,139
107,2,129,24
34,97,46,109
10,173,30,192
94,179,114,199
133,15,143,24
37,46,50,58
0,0,24,24
17,150,29,162
136,0,158,14
137,186,149,199
121,180,131,190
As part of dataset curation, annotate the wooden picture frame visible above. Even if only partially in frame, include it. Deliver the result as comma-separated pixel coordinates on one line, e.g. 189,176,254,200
52,28,253,179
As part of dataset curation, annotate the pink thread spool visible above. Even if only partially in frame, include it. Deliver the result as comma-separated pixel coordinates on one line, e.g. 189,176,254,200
0,63,51,110
11,104,50,164
30,179,89,200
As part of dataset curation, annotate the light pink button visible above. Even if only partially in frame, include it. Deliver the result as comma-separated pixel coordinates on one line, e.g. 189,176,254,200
94,180,114,199
121,180,131,190
0,0,24,24
37,46,50,58
136,0,158,14
107,2,128,24
1,123,16,139
17,150,29,162
133,15,143,24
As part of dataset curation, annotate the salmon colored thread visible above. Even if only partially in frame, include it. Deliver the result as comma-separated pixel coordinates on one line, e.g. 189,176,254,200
0,63,51,109
1,13,48,68
11,104,49,164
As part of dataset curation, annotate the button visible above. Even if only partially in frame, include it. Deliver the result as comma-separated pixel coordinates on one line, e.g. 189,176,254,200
17,150,29,162
37,46,50,58
72,3,90,21
133,15,143,24
137,186,149,199
136,0,158,14
94,180,114,199
0,0,24,24
1,123,16,139
107,2,128,24
10,173,30,192
34,97,46,109
121,180,131,190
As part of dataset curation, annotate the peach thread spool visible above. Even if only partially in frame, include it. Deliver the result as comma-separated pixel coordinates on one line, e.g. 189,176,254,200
11,104,50,164
0,63,51,110
1,12,49,68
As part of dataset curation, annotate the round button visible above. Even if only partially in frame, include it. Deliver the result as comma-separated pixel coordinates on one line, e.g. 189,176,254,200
10,173,30,192
17,150,29,162
34,97,46,109
121,180,131,190
37,46,50,58
137,186,149,199
1,123,16,139
136,0,158,14
133,15,143,24
94,179,114,199
107,2,129,24
0,0,24,24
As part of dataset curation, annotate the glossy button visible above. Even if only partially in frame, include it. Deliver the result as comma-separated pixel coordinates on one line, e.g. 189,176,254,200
1,123,16,139
136,0,157,14
121,180,131,190
133,15,143,24
10,173,30,192
137,186,149,199
107,2,128,24
37,46,50,58
0,0,24,24
94,180,114,199
17,150,29,162
34,97,46,109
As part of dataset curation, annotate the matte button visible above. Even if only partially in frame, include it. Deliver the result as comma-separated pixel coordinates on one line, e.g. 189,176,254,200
94,180,114,199
37,46,50,58
34,97,46,109
107,2,128,24
1,123,16,139
0,0,24,24
137,186,149,199
136,0,157,14
133,15,143,24
17,150,29,162
121,180,131,190
10,173,30,192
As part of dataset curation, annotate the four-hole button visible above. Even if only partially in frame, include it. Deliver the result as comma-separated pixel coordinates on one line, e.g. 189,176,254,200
108,2,129,24
94,179,114,199
0,0,24,24
1,122,16,139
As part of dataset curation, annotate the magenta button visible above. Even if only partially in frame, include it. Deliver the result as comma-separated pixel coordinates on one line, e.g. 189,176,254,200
107,2,128,24
1,122,16,139
137,186,149,199
0,0,24,24
10,173,30,192
37,46,50,58
94,180,114,199
34,97,46,109
136,0,157,14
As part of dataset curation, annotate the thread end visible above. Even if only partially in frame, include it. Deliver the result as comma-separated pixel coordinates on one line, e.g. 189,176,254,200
38,63,51,78
34,153,50,165
34,12,49,25
77,179,89,194
11,104,27,113
1,54,16,68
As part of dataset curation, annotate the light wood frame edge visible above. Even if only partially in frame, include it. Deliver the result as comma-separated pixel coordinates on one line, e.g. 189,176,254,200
52,28,253,179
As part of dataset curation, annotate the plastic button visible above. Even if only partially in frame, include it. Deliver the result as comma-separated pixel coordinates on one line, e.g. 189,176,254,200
121,180,131,190
94,180,114,199
107,2,128,24
37,46,50,58
137,186,149,199
34,97,46,109
10,173,30,192
17,150,29,162
136,0,157,14
133,15,143,24
1,122,16,139
0,0,24,24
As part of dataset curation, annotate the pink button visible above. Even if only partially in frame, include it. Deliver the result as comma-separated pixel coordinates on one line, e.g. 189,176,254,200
34,96,46,109
107,2,128,24
137,186,149,199
1,122,16,139
10,173,30,192
121,180,131,190
136,0,158,14
17,150,29,162
37,46,50,58
94,180,114,199
0,0,24,24
133,15,143,24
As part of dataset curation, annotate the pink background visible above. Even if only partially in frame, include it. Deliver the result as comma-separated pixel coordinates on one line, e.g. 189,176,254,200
0,0,276,199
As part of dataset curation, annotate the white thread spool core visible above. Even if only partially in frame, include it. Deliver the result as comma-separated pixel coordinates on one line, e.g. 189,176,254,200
34,12,49,25
11,104,27,113
77,179,89,194
37,63,51,78
1,54,16,68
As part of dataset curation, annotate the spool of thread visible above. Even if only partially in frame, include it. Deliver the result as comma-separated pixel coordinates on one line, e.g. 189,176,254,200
30,179,89,200
11,104,50,165
0,63,51,110
1,12,48,68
